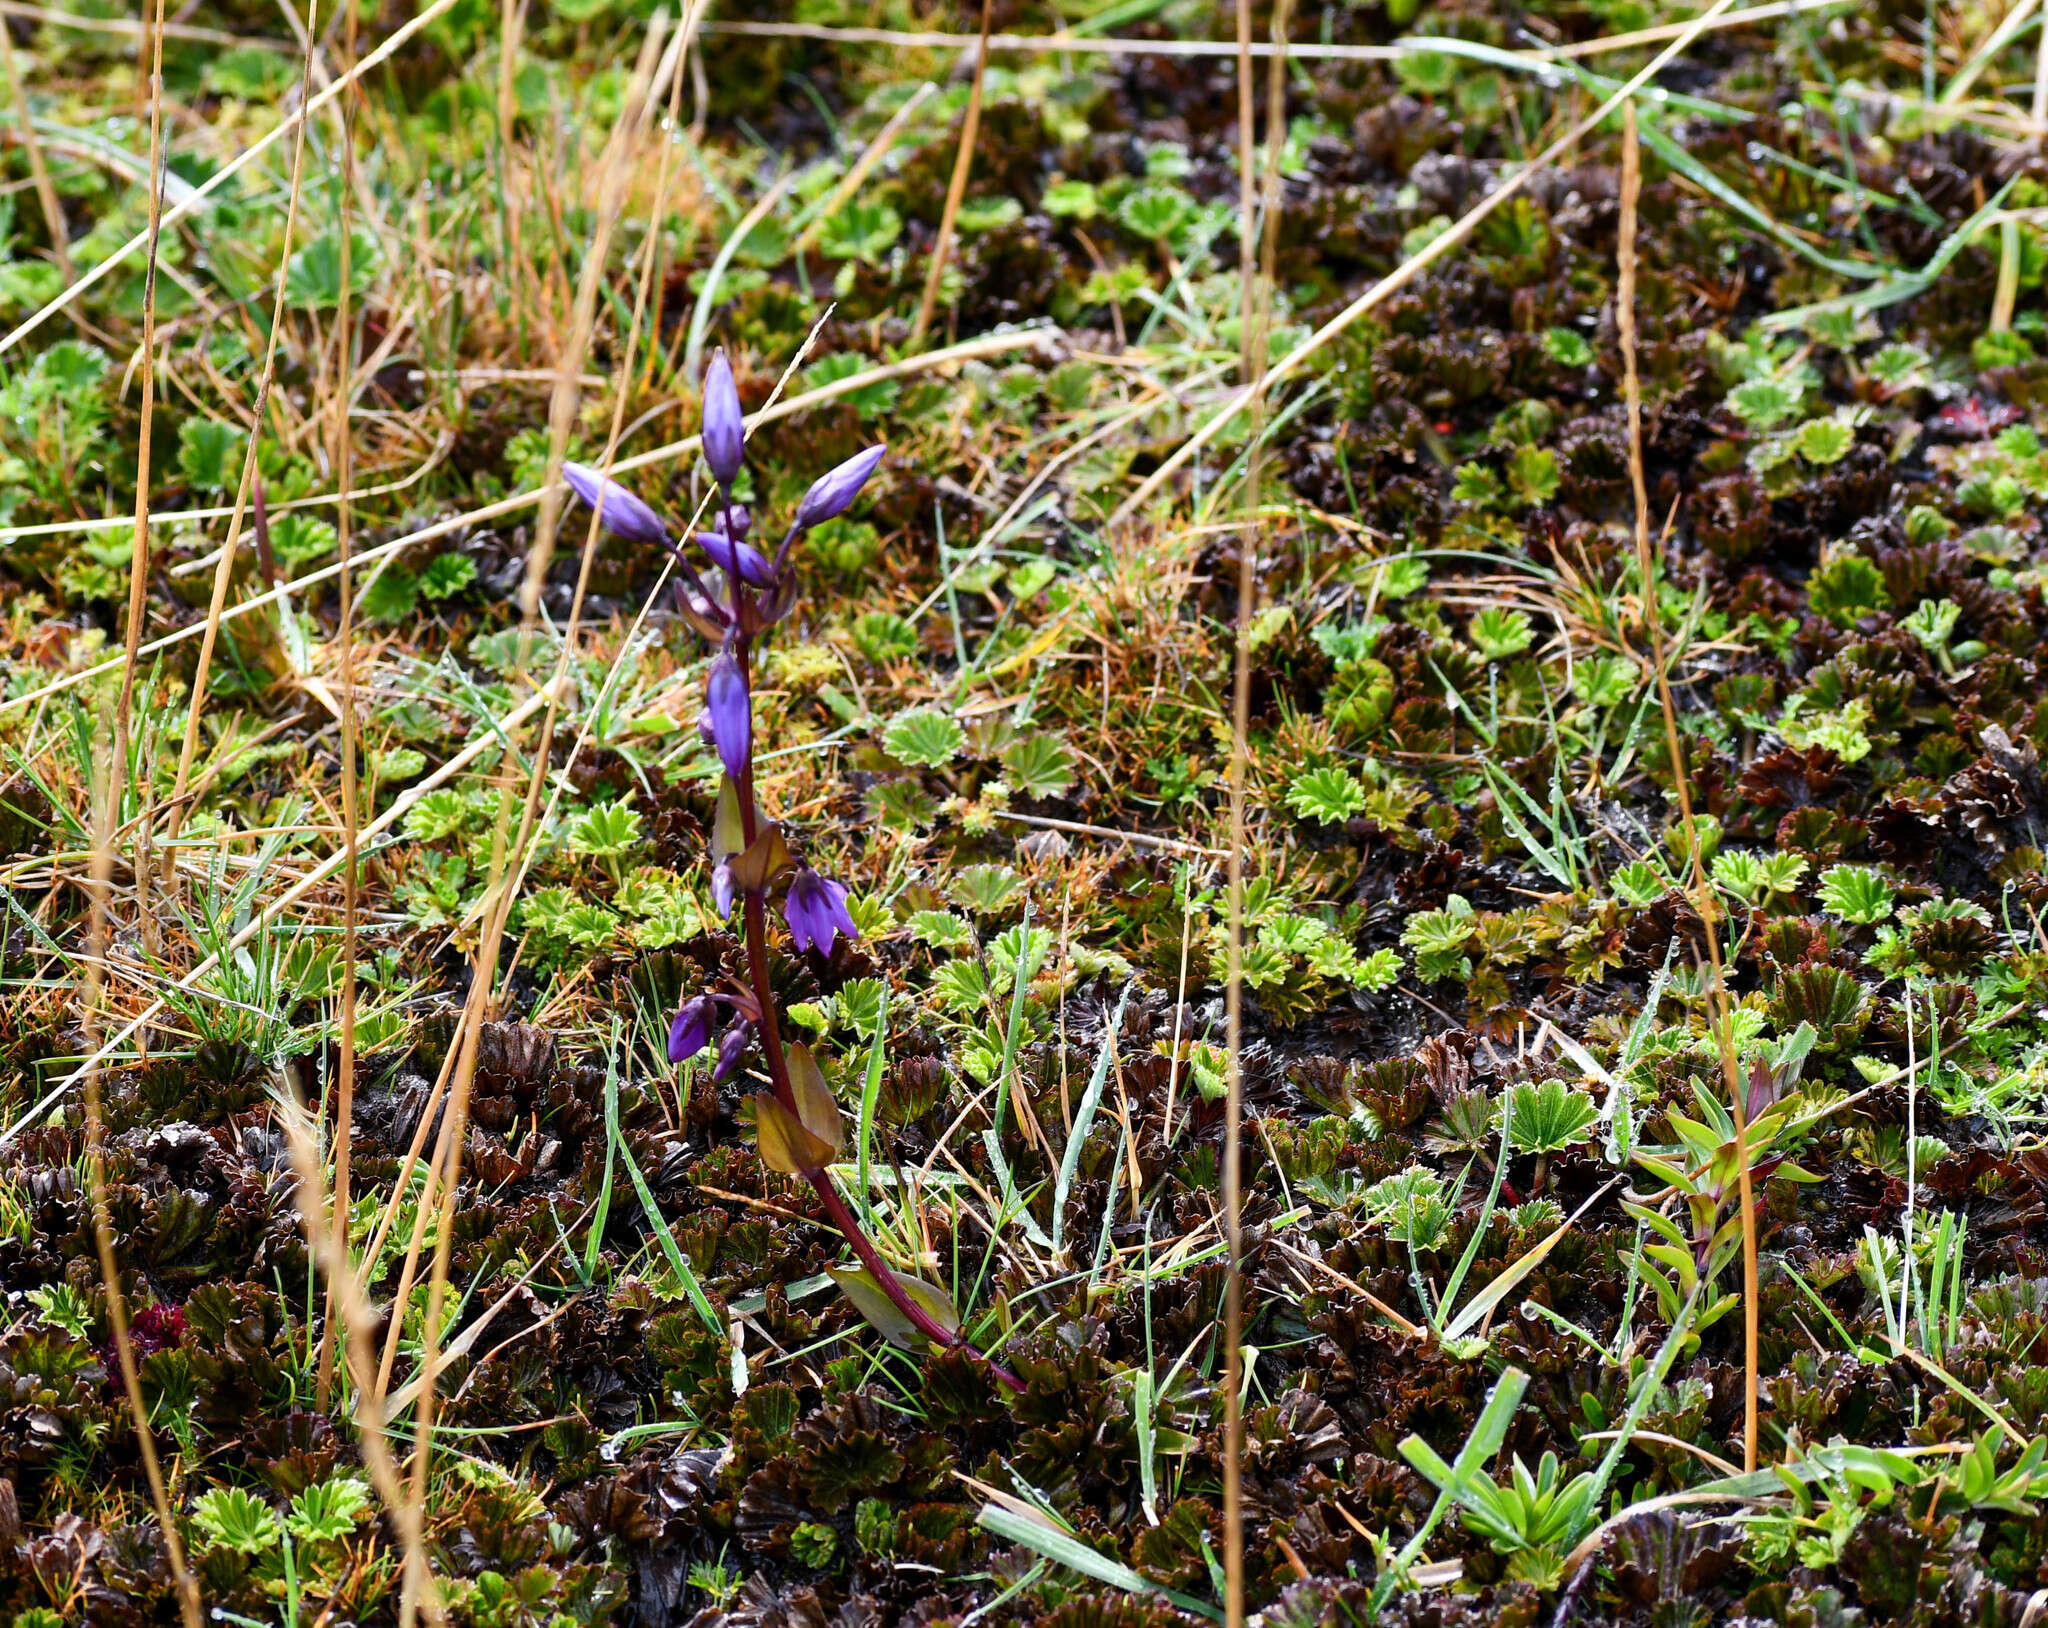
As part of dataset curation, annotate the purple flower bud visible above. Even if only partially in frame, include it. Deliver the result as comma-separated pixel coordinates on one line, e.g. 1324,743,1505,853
563,462,668,547
702,351,746,488
724,504,751,539
714,1021,753,1082
793,444,885,530
696,530,780,589
668,995,714,1063
711,861,736,920
784,868,858,958
705,653,751,781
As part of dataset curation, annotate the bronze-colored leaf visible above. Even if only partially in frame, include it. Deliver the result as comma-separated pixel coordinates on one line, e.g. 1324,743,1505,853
784,1044,844,1160
753,1092,835,1174
727,826,792,892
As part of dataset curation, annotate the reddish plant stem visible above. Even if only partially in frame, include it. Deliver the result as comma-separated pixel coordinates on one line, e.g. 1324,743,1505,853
742,887,794,1107
807,1169,1024,1392
723,594,1021,1393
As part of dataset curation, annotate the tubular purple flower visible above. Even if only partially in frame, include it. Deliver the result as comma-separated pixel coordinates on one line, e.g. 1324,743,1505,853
713,1021,753,1082
711,861,736,920
702,352,746,488
784,868,858,958
696,530,780,589
705,654,752,781
668,996,713,1063
793,444,886,530
563,462,669,546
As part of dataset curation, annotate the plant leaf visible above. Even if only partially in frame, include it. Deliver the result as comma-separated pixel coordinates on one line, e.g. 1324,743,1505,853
974,1506,1223,1621
784,1043,845,1159
825,1263,961,1350
1051,983,1134,1261
754,1092,836,1174
727,825,792,892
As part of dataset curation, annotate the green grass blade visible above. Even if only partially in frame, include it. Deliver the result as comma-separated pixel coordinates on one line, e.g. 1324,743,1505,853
975,1507,1223,1621
1381,1367,1529,1608
856,985,889,1231
1051,983,1134,1262
1436,1090,1512,1326
1759,183,2014,330
1635,121,1890,283
1442,1180,1614,1345
604,1044,719,1335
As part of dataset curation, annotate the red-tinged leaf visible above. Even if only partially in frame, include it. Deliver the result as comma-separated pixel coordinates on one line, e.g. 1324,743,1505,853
825,1264,961,1352
1930,396,2021,441
727,825,792,892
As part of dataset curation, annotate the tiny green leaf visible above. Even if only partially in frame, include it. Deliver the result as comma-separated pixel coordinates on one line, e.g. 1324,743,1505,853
884,708,964,768
1286,765,1367,825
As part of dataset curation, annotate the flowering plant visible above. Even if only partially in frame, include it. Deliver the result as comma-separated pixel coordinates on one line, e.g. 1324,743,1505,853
563,353,1020,1391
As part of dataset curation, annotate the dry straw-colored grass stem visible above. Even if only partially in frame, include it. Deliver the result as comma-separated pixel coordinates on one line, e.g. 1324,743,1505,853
395,25,675,1623
703,3,1838,63
910,0,993,346
164,3,321,828
795,81,937,255
107,0,170,973
1222,0,1290,1619
317,0,367,1417
278,1091,446,1626
83,745,202,1628
70,8,200,1570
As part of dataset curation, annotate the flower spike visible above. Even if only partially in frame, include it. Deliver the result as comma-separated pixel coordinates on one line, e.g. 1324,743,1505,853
705,654,752,782
702,351,746,488
656,396,1016,1390
697,530,780,589
563,462,668,547
793,444,886,530
668,996,714,1063
784,868,858,958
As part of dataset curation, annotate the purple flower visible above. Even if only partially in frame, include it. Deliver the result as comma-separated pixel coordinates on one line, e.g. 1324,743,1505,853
714,1021,753,1082
702,351,746,488
784,868,857,958
793,444,885,530
711,861,736,920
668,995,713,1062
563,462,668,546
696,530,779,589
705,653,751,781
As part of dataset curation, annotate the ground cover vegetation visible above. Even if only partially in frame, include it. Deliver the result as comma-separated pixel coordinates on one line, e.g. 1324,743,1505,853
7,0,2048,1623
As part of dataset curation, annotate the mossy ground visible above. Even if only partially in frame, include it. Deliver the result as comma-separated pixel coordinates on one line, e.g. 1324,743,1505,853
7,1,2048,1625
